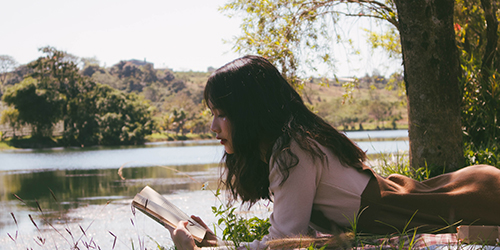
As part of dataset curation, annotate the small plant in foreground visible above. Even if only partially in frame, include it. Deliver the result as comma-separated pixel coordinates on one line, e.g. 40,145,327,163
464,142,499,168
210,188,271,248
370,152,430,181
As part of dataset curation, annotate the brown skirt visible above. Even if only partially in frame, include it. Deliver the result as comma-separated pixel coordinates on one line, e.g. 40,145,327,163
357,165,500,235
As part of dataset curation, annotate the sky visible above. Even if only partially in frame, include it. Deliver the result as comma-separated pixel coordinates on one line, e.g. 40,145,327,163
0,0,401,77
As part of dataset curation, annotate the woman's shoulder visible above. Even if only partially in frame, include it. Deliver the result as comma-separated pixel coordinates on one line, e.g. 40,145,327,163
270,136,339,164
267,137,323,184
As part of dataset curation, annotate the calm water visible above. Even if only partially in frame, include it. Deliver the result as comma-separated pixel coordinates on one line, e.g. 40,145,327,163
0,130,407,249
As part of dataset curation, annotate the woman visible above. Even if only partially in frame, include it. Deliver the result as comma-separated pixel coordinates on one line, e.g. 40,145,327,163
169,55,500,250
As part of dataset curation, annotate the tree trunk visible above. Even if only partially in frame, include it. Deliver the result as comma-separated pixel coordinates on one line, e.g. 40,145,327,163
394,0,464,173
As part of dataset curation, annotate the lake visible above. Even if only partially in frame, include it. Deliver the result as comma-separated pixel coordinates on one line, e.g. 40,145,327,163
0,130,408,249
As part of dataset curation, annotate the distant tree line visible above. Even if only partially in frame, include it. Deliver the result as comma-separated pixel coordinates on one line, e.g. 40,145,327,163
1,47,411,148
308,73,406,131
1,47,155,146
0,47,214,147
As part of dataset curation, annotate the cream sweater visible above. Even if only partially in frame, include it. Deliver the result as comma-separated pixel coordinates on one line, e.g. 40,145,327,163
244,140,371,249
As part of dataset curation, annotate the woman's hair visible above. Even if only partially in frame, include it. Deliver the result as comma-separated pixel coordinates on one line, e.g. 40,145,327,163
204,55,366,206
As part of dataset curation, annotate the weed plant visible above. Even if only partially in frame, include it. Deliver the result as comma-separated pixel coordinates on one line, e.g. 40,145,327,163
209,188,271,247
7,192,113,249
368,152,430,181
464,142,499,168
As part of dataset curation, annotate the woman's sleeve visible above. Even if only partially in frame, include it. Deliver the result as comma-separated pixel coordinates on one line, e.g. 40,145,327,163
244,142,322,249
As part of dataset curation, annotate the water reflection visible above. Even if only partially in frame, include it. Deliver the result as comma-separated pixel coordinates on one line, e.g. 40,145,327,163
0,163,222,230
2,163,221,202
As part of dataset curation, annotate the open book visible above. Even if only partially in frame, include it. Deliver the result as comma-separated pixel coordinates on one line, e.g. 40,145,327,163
132,186,207,243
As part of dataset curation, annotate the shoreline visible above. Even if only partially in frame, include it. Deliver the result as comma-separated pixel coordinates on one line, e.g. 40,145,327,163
0,128,409,152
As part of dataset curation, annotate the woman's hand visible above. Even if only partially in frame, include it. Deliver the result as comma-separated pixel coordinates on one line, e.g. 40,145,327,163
166,215,219,250
191,215,218,247
170,221,200,250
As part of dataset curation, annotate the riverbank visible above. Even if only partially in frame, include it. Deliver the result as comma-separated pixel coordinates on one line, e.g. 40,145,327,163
0,128,408,151
0,132,213,150
0,141,14,150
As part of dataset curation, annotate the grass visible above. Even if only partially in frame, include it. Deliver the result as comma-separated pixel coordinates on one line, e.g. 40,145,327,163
369,152,430,181
339,122,409,132
0,141,15,150
5,149,499,250
146,132,215,142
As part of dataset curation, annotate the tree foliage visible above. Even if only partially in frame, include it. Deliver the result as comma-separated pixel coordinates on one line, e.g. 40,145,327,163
2,47,155,146
0,106,21,137
1,49,214,142
365,27,401,59
456,0,500,167
3,77,64,137
0,55,18,95
221,0,397,85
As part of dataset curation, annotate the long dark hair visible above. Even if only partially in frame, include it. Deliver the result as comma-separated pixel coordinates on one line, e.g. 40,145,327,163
204,55,366,206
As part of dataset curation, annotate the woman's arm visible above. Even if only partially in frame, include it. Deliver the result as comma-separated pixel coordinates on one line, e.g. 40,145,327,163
244,141,322,250
267,141,321,238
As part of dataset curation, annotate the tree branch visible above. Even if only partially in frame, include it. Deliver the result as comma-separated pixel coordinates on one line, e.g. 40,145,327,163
299,0,398,28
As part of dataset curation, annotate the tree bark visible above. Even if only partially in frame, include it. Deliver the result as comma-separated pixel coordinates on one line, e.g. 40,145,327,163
394,0,464,172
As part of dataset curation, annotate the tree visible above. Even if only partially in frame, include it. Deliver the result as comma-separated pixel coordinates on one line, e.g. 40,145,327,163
167,108,187,135
0,55,18,93
2,77,64,137
222,0,468,172
92,85,155,145
141,63,158,84
28,46,87,135
394,0,464,172
82,64,103,77
369,100,394,129
3,65,33,87
0,107,21,138
60,71,155,146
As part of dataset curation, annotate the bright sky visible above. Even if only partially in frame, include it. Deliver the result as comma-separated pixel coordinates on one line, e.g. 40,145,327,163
0,0,401,77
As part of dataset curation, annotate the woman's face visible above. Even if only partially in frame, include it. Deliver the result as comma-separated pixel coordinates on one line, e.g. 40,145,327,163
210,108,233,154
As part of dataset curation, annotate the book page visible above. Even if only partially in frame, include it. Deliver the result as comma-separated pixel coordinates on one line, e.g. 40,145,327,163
132,186,207,241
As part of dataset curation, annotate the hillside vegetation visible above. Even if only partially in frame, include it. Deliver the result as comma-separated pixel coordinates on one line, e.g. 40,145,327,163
0,48,407,148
